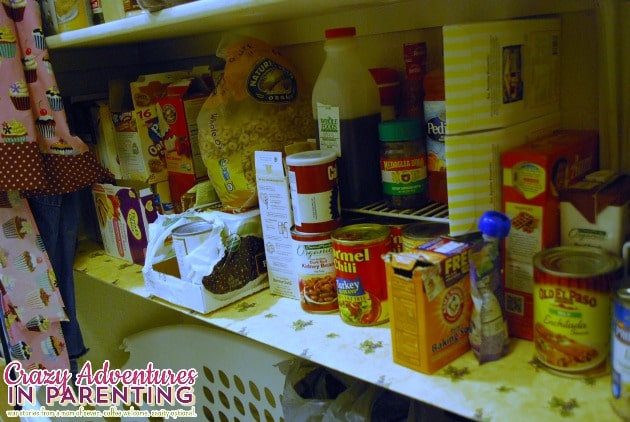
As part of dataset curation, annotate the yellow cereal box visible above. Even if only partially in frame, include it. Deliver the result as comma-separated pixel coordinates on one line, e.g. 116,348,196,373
384,237,473,374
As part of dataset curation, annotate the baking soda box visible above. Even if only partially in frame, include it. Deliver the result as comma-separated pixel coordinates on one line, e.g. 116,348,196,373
501,130,599,340
384,236,473,374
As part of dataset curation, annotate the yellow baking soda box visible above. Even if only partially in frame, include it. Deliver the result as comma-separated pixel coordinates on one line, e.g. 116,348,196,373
384,236,473,374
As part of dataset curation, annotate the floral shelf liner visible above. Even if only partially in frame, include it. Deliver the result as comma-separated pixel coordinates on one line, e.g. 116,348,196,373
74,241,621,421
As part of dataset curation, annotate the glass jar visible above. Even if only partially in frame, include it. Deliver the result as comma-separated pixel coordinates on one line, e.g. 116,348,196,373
379,118,428,209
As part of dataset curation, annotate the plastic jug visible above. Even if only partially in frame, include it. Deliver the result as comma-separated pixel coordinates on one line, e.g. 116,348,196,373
312,27,382,209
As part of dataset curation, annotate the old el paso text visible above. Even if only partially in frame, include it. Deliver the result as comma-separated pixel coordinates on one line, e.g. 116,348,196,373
538,286,598,307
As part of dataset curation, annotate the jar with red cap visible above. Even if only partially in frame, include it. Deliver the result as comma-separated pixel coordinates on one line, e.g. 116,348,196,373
312,27,382,209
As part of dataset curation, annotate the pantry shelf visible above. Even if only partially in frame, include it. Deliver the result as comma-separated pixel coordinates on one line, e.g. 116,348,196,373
344,200,449,224
44,0,594,50
73,240,618,421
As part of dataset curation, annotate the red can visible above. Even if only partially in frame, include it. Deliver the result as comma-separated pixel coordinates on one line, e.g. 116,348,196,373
286,150,341,233
331,223,391,326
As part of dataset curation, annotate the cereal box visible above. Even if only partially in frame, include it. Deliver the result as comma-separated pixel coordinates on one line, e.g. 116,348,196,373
92,183,158,265
384,236,473,374
158,77,213,209
501,130,599,340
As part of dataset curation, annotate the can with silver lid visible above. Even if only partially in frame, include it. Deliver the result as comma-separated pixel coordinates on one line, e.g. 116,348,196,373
401,221,449,251
612,286,630,420
533,246,623,377
172,221,214,282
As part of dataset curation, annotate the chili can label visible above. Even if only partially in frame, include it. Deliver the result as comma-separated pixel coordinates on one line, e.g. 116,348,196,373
332,224,391,326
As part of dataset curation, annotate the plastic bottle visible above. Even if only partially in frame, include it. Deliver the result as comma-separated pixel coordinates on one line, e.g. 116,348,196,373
399,42,427,120
312,27,382,209
423,69,448,204
90,0,105,25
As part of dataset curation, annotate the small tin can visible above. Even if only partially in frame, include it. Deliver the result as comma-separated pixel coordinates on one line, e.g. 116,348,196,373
612,286,630,420
331,223,391,326
291,228,337,313
401,221,449,251
286,150,341,233
533,246,623,377
172,221,214,282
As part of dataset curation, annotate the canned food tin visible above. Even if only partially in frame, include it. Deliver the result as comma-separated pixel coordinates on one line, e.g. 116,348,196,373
401,221,449,251
291,228,338,313
533,246,623,376
331,224,391,326
172,221,214,282
286,150,341,233
612,287,630,420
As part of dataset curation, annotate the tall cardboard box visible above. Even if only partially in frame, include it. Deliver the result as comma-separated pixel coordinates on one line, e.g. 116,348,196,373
443,18,560,135
501,130,599,340
158,77,212,208
384,237,473,374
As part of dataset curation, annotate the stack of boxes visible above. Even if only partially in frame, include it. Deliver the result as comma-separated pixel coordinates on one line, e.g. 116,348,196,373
92,67,218,264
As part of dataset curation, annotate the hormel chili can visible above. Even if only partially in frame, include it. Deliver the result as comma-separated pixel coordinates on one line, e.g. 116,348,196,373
291,227,338,313
286,150,341,233
332,223,391,326
533,246,623,377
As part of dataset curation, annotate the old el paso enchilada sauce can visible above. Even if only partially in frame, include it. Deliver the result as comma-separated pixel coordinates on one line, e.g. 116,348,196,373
533,246,623,376
331,224,391,326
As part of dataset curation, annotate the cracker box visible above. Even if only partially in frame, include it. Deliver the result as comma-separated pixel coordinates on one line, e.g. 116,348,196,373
384,236,473,374
92,183,158,265
560,171,630,255
501,129,599,340
443,18,560,134
158,77,212,208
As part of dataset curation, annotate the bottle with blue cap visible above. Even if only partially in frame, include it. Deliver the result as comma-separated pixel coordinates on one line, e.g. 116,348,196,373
469,210,511,363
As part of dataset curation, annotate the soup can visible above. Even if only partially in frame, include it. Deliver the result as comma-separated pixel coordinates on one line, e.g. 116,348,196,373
331,223,391,326
612,286,630,420
401,221,450,251
291,228,338,313
172,221,214,282
533,246,623,377
286,150,341,233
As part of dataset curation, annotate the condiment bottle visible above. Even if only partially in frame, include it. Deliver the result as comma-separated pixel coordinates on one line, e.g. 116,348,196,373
90,0,105,25
378,118,428,209
312,27,382,209
423,69,448,204
399,42,427,119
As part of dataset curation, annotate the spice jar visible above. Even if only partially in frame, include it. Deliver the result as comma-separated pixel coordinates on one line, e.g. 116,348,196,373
379,119,428,209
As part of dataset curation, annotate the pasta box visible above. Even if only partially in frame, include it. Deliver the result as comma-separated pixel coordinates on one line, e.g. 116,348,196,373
92,183,158,265
501,129,599,340
384,236,473,374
